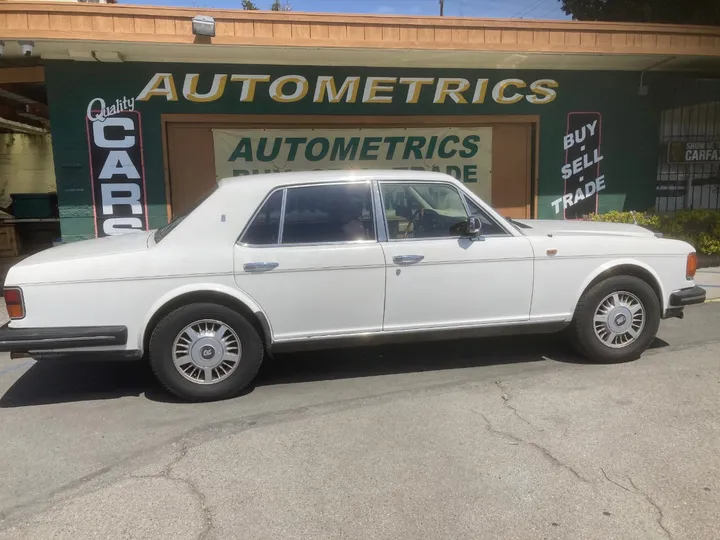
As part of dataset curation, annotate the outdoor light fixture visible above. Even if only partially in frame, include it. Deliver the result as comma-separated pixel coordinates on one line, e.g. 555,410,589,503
192,15,216,38
19,41,34,57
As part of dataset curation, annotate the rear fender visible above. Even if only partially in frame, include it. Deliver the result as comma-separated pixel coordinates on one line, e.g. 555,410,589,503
137,283,271,351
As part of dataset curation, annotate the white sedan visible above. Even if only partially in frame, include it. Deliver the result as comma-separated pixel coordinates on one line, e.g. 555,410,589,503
0,171,706,401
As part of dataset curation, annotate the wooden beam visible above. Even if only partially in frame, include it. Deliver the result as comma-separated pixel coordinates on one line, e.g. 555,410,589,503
0,66,45,85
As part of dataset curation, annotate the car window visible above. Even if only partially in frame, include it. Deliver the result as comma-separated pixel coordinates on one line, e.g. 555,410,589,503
281,183,375,244
381,182,468,240
241,190,283,245
464,196,510,236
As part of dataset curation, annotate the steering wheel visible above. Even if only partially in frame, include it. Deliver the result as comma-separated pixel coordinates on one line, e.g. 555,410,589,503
403,208,440,238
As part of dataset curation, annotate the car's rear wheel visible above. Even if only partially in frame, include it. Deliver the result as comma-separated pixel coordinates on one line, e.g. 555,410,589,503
571,275,660,363
149,303,264,401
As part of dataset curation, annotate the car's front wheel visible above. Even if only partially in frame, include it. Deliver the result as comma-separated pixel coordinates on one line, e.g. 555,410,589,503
149,303,264,401
571,275,661,363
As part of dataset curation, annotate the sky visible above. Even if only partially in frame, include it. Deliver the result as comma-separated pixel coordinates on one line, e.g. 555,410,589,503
127,0,571,20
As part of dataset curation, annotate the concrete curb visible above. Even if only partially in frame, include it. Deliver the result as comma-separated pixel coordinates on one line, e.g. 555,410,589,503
705,298,720,304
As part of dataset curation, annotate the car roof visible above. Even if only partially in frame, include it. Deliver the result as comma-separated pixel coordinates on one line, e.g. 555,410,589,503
217,169,459,190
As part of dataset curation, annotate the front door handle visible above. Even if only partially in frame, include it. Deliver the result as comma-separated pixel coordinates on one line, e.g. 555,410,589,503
393,254,424,265
243,262,279,273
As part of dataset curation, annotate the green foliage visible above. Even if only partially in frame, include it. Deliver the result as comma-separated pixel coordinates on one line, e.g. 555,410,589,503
241,0,258,10
587,210,720,255
559,0,720,25
270,0,291,10
587,210,660,228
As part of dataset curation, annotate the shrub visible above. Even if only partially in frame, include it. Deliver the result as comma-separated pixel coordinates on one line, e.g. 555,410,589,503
585,209,720,255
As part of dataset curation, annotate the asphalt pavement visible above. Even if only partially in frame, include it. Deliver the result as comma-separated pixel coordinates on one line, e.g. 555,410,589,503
1,303,719,539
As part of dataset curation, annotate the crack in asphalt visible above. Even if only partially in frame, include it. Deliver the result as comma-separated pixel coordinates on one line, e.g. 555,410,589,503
472,409,592,485
600,467,633,493
627,476,673,540
1,373,523,530
494,379,534,427
600,468,672,540
134,441,214,540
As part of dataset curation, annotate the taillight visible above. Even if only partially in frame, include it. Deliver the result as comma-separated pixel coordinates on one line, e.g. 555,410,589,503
686,252,697,281
4,287,24,320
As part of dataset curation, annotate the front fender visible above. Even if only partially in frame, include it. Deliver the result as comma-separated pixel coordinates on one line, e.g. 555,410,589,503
137,282,270,351
568,258,666,321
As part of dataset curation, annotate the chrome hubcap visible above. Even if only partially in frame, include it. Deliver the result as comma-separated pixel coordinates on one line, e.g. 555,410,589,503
172,319,241,385
593,291,645,349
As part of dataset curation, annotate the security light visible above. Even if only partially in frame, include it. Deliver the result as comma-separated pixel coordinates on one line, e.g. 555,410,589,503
192,16,216,38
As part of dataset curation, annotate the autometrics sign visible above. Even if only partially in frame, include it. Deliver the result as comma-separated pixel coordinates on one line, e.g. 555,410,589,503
213,127,493,201
137,73,558,107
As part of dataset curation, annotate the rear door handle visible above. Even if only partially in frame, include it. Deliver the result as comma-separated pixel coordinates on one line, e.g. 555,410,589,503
393,255,424,265
243,262,279,272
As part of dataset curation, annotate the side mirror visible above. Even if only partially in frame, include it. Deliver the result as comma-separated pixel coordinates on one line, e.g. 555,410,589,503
453,216,483,240
467,216,482,235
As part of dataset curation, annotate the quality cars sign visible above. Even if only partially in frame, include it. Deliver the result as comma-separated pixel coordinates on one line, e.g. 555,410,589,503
213,127,493,201
86,107,149,237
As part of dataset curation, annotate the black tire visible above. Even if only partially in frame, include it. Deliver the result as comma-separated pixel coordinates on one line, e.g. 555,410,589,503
149,302,264,402
571,275,660,363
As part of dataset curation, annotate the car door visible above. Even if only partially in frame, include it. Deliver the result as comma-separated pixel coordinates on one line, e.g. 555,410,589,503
233,181,386,342
379,180,534,332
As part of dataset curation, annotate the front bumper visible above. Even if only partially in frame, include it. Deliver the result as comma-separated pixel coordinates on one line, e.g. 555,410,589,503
0,324,127,353
669,286,707,307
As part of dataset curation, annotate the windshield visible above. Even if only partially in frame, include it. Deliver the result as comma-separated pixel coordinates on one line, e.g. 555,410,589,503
154,185,218,243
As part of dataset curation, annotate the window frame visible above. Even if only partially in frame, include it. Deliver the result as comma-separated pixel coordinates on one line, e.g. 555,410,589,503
237,180,379,247
462,195,514,238
377,180,473,243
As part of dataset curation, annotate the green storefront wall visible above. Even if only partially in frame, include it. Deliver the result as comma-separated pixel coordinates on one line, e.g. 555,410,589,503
45,60,674,241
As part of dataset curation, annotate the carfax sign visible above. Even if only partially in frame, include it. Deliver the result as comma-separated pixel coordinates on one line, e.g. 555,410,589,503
213,127,494,201
667,141,720,164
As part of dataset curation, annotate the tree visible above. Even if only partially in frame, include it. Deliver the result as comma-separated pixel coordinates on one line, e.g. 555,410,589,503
559,0,720,25
270,0,292,11
241,0,258,9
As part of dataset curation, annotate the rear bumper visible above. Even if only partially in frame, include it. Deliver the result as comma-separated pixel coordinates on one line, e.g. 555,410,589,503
669,286,707,307
0,324,127,353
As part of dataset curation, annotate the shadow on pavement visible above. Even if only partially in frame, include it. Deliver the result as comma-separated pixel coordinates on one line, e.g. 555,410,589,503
0,333,668,408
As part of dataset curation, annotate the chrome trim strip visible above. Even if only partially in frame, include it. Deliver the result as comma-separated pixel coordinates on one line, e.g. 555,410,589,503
238,240,378,249
20,336,116,344
385,234,512,243
240,263,387,274
240,257,534,274
272,316,568,343
278,188,287,244
377,180,391,241
16,271,237,287
371,180,388,243
402,257,534,266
